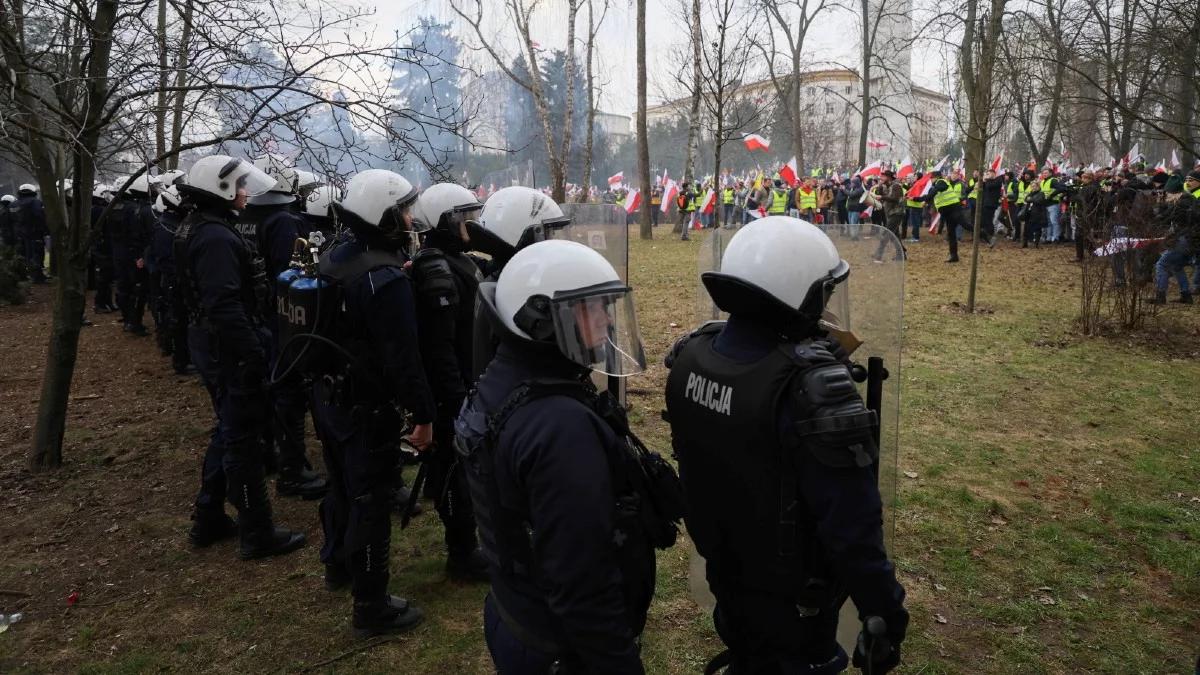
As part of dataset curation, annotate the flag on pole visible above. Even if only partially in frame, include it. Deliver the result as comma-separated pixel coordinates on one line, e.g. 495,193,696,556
779,157,799,187
624,189,642,214
608,171,624,186
700,188,717,215
907,173,934,200
989,152,1004,173
1121,144,1140,167
1170,148,1182,169
867,139,890,150
928,212,941,234
856,160,883,179
661,180,679,214
1060,140,1069,160
743,134,771,152
1153,159,1167,174
896,157,914,180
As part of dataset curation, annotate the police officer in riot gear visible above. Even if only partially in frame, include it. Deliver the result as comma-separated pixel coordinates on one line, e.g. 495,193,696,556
90,184,118,314
13,184,48,284
298,183,341,239
456,239,680,674
310,169,432,637
465,185,571,380
665,217,908,674
241,155,328,500
0,194,15,248
175,155,306,559
407,182,489,581
146,184,194,374
111,175,158,333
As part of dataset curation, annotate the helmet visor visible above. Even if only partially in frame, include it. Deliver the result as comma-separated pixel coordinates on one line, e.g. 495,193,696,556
549,282,647,377
222,159,277,198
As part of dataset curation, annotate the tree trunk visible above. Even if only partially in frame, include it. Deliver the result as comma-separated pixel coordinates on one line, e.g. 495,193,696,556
858,0,871,166
684,0,702,184
26,0,118,470
167,0,195,171
581,0,597,202
156,0,168,163
636,0,653,239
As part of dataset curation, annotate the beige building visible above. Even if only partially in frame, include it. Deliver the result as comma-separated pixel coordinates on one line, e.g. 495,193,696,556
646,68,951,167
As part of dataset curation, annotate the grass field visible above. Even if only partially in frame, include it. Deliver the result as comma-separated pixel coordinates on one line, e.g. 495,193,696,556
0,228,1197,673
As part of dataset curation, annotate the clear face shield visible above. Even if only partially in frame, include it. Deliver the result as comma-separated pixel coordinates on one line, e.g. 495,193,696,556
222,159,277,199
547,282,647,377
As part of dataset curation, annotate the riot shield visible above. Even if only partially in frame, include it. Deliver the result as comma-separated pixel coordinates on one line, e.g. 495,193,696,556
689,222,904,652
555,203,632,400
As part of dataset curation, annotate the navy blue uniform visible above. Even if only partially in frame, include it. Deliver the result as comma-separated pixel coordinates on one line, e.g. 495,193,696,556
666,315,907,674
90,198,115,311
146,209,190,370
412,230,483,562
0,201,14,248
177,206,273,528
311,233,434,602
242,204,315,481
111,195,155,329
13,193,47,283
461,341,651,674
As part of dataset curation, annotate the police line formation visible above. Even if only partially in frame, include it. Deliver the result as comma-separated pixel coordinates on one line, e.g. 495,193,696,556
4,155,918,675
631,163,1200,302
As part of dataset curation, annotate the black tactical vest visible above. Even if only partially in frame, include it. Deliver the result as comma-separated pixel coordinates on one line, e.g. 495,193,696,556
175,210,262,324
665,322,873,598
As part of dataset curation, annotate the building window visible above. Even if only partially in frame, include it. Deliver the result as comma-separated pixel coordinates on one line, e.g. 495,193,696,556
807,87,815,96
826,103,835,114
845,86,851,94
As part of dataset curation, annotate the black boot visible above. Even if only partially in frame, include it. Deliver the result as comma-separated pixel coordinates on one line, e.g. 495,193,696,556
230,468,306,560
325,563,352,592
352,595,424,639
1175,292,1194,304
945,256,959,263
445,548,490,583
1151,290,1168,305
391,482,422,517
188,510,238,548
277,465,329,500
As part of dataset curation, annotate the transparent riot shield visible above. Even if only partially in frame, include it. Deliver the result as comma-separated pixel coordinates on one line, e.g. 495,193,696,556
554,203,632,399
689,222,904,653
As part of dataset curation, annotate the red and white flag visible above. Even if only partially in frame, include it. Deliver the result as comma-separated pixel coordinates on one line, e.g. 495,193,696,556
779,156,799,186
989,152,1004,173
907,173,934,200
608,171,624,186
1121,143,1140,167
896,157,914,180
1170,148,1182,169
700,188,717,214
624,189,642,213
1153,159,1167,174
928,212,941,234
661,180,679,214
856,160,882,179
867,139,890,150
743,133,771,152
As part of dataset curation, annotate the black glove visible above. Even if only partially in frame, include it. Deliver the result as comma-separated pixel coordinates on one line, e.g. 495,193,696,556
852,615,904,675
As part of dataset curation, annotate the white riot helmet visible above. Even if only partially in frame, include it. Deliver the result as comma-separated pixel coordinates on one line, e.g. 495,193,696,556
1,194,14,204
333,169,418,246
59,179,73,198
303,184,341,219
157,169,186,187
18,183,37,194
492,239,646,376
248,154,298,206
294,169,323,193
124,173,154,196
473,186,570,258
702,216,849,337
154,185,182,213
411,182,482,234
179,155,276,205
92,183,114,201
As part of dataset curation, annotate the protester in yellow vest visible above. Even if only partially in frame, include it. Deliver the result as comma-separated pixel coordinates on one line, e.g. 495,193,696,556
769,179,790,215
795,177,817,220
928,169,969,263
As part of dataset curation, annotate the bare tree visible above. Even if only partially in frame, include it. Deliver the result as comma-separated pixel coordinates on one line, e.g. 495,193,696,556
753,0,835,170
579,0,610,201
452,0,581,201
0,0,471,469
636,0,654,239
684,0,703,185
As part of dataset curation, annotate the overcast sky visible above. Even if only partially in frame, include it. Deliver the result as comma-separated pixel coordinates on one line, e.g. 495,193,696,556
371,0,948,116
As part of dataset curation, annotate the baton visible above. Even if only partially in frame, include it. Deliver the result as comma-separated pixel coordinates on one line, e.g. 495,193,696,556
399,438,428,530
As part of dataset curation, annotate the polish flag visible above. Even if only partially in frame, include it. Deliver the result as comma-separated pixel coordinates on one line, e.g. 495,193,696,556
867,139,890,150
624,189,642,213
1153,159,1167,174
1121,143,1140,167
661,180,678,214
779,156,799,187
989,152,1004,173
700,188,717,214
856,160,882,179
896,157,914,180
1170,149,1182,169
928,212,941,234
608,171,624,186
743,134,771,152
659,169,669,186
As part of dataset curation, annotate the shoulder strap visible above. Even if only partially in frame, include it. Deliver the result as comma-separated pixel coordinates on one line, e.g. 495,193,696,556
319,247,405,286
486,378,593,446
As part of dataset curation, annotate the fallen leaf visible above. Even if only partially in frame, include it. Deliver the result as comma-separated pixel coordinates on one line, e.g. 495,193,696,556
934,614,948,624
934,583,947,591
105,524,119,533
903,471,919,479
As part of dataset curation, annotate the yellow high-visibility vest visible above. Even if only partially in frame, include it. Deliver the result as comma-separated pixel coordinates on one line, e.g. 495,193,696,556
797,189,817,211
722,188,735,205
769,188,788,214
933,180,962,210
